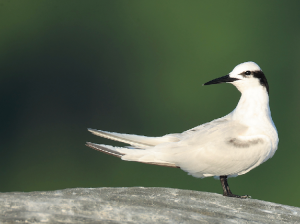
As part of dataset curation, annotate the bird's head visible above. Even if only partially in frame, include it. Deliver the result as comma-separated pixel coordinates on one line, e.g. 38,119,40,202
204,62,269,94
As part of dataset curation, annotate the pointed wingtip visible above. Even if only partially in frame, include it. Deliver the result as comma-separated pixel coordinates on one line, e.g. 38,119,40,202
85,142,124,158
87,128,98,134
85,141,97,148
86,142,95,148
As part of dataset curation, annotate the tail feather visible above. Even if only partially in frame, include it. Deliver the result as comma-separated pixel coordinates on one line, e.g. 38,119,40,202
88,128,153,148
86,142,124,158
88,128,180,148
86,142,179,168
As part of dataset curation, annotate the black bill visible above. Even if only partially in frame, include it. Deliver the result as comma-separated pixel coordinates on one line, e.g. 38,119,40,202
204,75,239,86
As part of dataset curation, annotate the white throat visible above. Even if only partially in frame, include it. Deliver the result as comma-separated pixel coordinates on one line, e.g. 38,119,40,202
229,84,278,155
231,85,270,125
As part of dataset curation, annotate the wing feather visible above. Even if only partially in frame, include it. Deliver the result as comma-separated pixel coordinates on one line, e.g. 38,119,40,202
147,118,271,177
87,116,272,177
86,142,178,168
88,128,180,148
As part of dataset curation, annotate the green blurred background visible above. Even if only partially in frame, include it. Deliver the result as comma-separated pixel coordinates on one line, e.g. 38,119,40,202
1,0,299,207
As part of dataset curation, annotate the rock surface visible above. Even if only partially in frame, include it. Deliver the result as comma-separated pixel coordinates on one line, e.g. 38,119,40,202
0,187,299,223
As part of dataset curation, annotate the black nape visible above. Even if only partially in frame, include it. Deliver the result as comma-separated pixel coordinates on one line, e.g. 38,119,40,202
253,70,269,94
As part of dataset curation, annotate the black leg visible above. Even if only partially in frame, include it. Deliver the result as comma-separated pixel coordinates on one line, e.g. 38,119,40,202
219,176,249,199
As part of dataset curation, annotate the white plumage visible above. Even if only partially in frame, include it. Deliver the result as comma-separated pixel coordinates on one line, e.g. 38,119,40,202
87,61,279,198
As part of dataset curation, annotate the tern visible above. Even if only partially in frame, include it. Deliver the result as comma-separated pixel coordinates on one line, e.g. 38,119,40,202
86,62,278,198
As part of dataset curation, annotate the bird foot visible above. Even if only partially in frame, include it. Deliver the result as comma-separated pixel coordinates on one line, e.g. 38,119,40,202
223,193,251,199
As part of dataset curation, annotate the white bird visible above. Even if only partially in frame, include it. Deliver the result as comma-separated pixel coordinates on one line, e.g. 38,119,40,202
86,62,279,198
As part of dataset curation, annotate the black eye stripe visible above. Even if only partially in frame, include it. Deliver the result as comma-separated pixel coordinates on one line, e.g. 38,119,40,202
236,70,269,94
253,70,269,94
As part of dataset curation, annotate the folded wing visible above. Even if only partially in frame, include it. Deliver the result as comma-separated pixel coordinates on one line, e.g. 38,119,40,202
87,117,271,177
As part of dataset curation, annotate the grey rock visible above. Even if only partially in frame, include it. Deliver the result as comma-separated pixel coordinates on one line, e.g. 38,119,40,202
0,187,299,223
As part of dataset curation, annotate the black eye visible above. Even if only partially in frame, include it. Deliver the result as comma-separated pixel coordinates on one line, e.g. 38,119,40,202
245,71,251,75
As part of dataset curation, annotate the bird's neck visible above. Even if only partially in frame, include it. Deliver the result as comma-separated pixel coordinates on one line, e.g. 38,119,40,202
231,87,271,125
